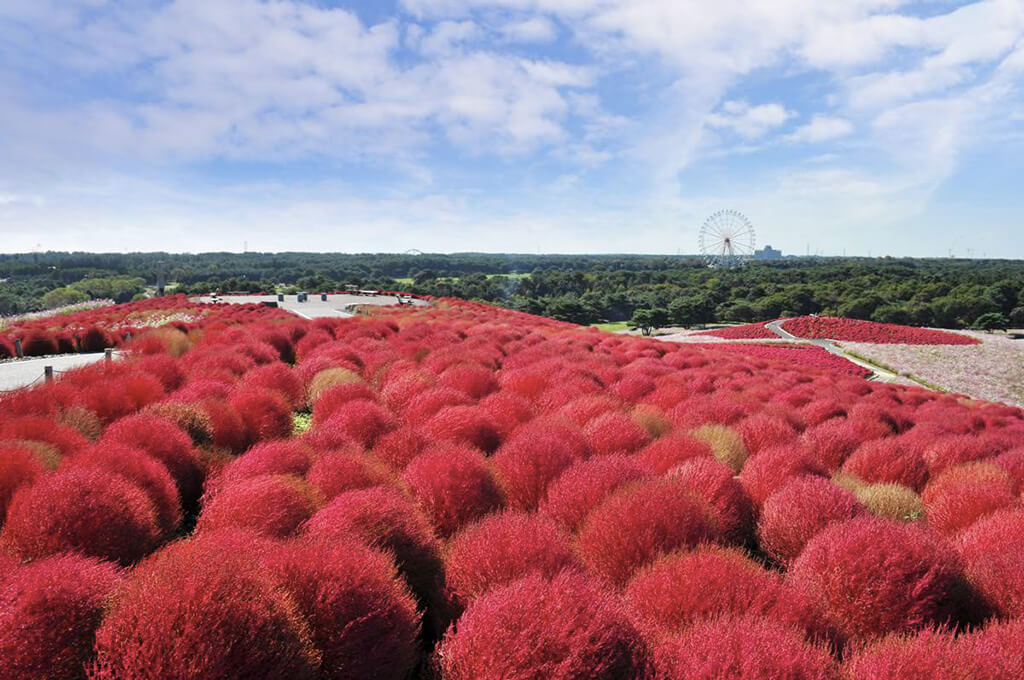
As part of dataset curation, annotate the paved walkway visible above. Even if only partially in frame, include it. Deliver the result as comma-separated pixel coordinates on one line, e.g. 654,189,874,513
193,293,427,319
765,319,901,382
0,352,114,393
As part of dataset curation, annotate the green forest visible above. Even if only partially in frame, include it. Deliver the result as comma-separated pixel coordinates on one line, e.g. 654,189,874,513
2,251,1023,330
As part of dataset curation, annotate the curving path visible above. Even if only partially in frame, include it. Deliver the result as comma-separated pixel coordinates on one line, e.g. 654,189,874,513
0,352,117,393
765,319,901,382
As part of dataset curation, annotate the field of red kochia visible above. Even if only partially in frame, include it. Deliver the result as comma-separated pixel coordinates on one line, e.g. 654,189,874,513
1,297,1023,679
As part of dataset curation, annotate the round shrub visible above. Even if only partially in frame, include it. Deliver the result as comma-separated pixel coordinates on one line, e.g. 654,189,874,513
444,512,578,605
19,331,58,357
790,517,965,639
669,458,754,545
540,455,650,532
966,618,1024,679
0,553,122,680
267,538,420,680
403,445,503,538
1,415,87,457
842,628,975,680
842,437,929,492
208,440,315,495
63,442,182,538
229,388,294,444
738,413,800,455
419,405,502,453
302,486,447,635
310,382,378,422
100,414,204,509
849,481,926,522
493,419,591,511
0,442,46,525
435,570,650,680
625,545,832,643
689,423,749,472
636,433,714,474
650,617,837,680
957,508,1024,618
758,476,865,565
438,363,497,399
90,531,319,679
739,444,828,507
576,477,718,585
478,391,534,439
240,363,304,409
306,449,393,502
309,399,396,448
0,336,15,360
371,426,427,470
197,475,317,539
800,418,865,472
921,462,1017,536
2,467,160,565
583,411,651,457
923,434,1004,476
559,395,622,426
79,326,113,353
197,397,249,452
402,387,473,425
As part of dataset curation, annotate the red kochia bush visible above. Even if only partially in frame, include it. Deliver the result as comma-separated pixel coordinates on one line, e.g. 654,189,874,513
493,419,591,511
921,462,1017,536
302,486,446,625
790,517,965,639
230,388,294,444
583,411,651,457
841,628,975,680
650,617,837,680
19,331,58,357
64,443,182,538
0,336,15,359
540,455,651,532
0,553,122,680
2,467,160,565
197,475,317,539
435,570,650,680
576,477,717,585
967,618,1024,679
310,399,397,448
402,445,503,538
79,326,112,353
306,449,393,502
1,415,87,457
438,363,497,399
738,413,800,455
90,531,319,679
636,432,715,474
0,443,47,525
208,440,314,496
239,363,304,409
420,405,502,453
267,538,420,680
625,546,831,644
477,391,534,438
758,476,865,565
669,458,754,545
842,437,929,491
372,426,427,470
100,413,204,508
739,444,828,507
444,512,578,605
957,508,1024,618
310,382,378,422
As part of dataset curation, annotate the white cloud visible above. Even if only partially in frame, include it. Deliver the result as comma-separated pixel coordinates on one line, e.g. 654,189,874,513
706,101,794,139
499,16,558,43
785,116,855,144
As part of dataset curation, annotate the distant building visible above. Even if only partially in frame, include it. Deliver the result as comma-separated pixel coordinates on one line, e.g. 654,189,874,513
753,245,782,260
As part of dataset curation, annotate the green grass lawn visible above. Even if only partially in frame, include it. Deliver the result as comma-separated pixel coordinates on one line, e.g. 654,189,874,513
591,321,631,332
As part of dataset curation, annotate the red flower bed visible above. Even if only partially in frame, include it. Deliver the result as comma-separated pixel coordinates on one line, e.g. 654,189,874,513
1,293,1023,676
782,316,979,345
695,321,777,339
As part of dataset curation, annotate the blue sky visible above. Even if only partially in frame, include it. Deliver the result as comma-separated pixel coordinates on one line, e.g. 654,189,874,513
1,0,1022,256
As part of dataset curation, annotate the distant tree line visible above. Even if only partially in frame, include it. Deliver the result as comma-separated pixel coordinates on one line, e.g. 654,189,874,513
2,252,1023,330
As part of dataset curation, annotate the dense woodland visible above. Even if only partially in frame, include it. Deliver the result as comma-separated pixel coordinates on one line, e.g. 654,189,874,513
2,251,1024,329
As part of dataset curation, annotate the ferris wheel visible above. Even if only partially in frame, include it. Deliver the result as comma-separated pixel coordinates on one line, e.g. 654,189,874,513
698,210,756,267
